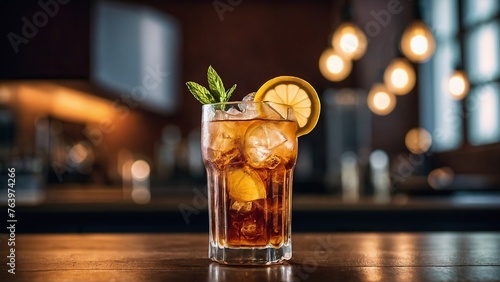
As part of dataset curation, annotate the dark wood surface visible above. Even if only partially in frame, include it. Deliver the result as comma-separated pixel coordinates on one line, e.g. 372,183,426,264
1,232,499,281
10,186,500,232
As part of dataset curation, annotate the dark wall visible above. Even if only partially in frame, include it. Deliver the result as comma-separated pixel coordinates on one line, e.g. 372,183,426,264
0,0,90,79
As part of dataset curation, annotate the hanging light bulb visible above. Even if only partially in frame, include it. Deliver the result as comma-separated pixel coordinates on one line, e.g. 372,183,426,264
332,22,367,60
367,83,396,116
448,70,469,100
400,21,435,63
383,58,416,95
319,48,352,81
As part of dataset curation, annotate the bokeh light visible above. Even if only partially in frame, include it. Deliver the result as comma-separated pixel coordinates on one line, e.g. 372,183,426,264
401,21,436,63
367,84,397,116
448,70,470,100
131,160,151,181
131,186,151,204
332,22,367,60
384,58,416,95
428,167,454,189
69,142,90,164
405,128,432,154
319,48,352,81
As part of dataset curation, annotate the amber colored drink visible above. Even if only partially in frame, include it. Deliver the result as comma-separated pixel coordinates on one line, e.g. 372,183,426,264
201,101,297,265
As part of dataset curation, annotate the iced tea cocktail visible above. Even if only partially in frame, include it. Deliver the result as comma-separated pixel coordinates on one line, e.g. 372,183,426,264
202,101,297,265
187,68,320,265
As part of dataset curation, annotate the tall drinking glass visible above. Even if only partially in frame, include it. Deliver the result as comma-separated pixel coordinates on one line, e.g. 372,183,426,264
201,101,298,265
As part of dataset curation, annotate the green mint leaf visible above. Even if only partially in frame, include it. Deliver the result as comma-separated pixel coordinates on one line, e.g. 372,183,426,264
186,81,215,104
186,66,237,105
207,65,226,102
225,84,237,101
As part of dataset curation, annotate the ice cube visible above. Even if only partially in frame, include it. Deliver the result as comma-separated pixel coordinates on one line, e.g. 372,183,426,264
215,108,244,120
214,110,225,120
241,218,263,240
243,92,256,102
206,122,240,166
215,104,257,120
257,102,284,120
245,123,287,169
239,92,257,112
208,122,237,150
225,107,245,120
230,200,253,214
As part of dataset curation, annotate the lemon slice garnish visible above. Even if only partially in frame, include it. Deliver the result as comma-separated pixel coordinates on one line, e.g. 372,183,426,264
254,76,320,137
227,168,266,202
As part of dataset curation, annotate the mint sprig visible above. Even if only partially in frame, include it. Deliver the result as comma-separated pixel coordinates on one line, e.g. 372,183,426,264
186,65,237,104
186,81,215,104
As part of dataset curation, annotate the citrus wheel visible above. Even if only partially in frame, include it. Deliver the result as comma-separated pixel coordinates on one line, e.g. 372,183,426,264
227,168,266,202
254,76,320,137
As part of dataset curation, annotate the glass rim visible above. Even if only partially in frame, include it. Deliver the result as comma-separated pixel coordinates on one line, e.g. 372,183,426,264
202,100,296,122
202,100,292,108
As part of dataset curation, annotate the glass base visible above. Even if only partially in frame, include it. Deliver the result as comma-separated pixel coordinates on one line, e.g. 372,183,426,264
209,242,292,265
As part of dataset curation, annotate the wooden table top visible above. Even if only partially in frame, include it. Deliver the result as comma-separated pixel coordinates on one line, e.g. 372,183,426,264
1,232,499,281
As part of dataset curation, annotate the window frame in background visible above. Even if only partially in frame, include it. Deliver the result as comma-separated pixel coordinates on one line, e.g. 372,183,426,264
421,0,500,152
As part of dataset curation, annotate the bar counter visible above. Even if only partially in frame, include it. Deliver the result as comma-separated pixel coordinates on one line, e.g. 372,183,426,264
1,232,499,281
8,186,500,233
